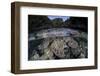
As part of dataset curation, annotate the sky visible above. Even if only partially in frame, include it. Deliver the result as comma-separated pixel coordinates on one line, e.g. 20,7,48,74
48,16,70,21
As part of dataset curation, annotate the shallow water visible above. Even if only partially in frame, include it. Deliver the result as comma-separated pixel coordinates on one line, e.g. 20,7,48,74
28,28,88,60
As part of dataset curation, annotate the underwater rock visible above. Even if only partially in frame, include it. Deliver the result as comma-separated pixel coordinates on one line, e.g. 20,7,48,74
38,38,50,50
67,38,78,48
30,53,40,60
28,28,88,60
49,38,66,58
40,48,54,60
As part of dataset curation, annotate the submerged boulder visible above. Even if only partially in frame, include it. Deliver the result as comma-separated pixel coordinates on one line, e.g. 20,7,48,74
28,28,88,60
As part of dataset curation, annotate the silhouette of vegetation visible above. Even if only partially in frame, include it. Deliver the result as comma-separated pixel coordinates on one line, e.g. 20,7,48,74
28,15,88,33
52,18,65,27
65,17,88,32
28,15,53,33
